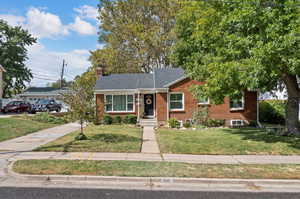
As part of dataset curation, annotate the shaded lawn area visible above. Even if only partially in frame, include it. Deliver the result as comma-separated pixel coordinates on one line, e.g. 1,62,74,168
35,125,142,153
157,128,300,155
0,118,56,142
13,159,300,179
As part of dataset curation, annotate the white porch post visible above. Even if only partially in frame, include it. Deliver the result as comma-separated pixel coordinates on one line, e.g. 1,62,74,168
137,91,140,122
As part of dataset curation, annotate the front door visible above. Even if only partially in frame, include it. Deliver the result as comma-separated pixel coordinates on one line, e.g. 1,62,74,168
144,94,154,117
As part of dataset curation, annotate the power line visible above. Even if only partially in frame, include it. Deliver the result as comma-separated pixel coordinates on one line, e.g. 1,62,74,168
32,72,58,79
32,76,58,81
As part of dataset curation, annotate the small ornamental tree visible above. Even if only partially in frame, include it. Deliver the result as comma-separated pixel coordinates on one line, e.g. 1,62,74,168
63,70,96,139
173,0,300,135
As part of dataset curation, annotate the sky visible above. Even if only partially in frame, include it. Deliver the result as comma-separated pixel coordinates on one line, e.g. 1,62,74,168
0,0,103,87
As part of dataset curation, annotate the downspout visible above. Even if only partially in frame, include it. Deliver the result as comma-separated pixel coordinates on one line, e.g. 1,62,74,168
137,90,140,122
257,90,262,128
167,89,170,121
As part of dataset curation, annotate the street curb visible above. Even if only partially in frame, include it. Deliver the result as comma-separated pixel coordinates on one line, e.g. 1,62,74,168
8,161,300,186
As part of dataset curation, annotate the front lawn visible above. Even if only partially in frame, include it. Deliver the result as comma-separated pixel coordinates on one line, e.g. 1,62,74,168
158,128,300,155
36,125,142,153
13,159,300,179
0,118,56,142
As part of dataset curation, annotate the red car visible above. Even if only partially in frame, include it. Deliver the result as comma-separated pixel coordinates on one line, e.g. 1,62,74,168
1,101,31,113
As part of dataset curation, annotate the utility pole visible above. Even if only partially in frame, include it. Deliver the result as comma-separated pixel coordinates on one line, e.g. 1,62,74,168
60,59,66,89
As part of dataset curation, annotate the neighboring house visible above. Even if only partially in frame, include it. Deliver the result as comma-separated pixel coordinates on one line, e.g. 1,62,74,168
0,65,6,99
94,67,258,126
18,87,69,104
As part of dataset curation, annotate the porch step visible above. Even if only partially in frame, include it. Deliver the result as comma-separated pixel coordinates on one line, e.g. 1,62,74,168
139,119,158,127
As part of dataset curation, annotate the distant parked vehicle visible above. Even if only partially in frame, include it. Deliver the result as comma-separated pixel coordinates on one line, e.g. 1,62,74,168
30,99,62,114
1,101,31,113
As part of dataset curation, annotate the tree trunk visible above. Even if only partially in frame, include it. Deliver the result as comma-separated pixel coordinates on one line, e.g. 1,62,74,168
80,118,83,135
283,74,300,136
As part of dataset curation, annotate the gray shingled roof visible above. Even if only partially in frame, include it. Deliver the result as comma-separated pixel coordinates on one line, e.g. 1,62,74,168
95,67,185,90
19,87,70,96
24,87,69,93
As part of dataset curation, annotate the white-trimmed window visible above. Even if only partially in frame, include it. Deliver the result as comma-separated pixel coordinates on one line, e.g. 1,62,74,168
170,93,184,111
230,95,244,110
105,94,134,112
198,96,209,105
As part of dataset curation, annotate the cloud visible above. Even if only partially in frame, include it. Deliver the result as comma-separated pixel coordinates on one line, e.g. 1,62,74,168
74,5,98,21
69,16,97,36
24,8,69,38
0,7,97,38
26,43,91,86
0,14,25,26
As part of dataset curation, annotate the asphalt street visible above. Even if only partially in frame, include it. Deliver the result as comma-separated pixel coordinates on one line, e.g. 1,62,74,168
0,187,300,199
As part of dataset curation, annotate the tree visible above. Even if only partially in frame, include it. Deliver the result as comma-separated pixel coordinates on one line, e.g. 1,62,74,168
47,78,73,89
92,0,180,73
172,0,300,135
63,67,97,137
0,20,36,97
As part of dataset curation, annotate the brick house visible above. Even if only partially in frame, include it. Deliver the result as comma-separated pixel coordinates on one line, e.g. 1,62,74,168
94,67,258,126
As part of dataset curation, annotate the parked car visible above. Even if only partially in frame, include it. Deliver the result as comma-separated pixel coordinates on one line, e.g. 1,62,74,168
30,99,62,113
1,101,31,113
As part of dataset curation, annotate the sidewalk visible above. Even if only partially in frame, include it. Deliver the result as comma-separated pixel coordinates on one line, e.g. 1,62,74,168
0,123,80,151
2,151,300,164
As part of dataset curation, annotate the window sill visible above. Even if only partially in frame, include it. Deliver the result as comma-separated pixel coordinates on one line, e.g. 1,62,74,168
170,109,185,112
105,111,135,113
198,103,210,105
230,108,244,111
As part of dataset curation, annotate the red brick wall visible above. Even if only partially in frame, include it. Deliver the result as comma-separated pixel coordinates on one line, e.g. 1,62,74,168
168,78,202,121
156,93,168,122
167,78,257,125
208,92,257,125
96,94,105,120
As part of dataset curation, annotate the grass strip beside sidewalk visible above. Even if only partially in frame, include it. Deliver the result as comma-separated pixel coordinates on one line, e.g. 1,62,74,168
0,118,56,142
13,159,300,179
158,128,300,155
35,125,142,153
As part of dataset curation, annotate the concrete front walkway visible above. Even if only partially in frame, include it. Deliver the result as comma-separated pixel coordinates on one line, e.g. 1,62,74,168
141,126,160,154
0,123,80,152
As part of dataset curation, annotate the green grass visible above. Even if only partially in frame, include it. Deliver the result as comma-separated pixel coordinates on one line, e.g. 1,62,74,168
0,118,56,142
36,125,142,153
13,159,300,179
157,128,300,155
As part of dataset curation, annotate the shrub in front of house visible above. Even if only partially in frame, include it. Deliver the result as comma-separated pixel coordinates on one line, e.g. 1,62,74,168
123,115,137,124
259,100,286,125
168,118,180,128
192,107,209,126
248,120,258,127
183,120,192,128
206,119,225,127
93,117,101,125
113,116,122,124
103,114,113,125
